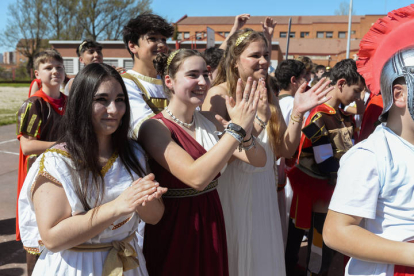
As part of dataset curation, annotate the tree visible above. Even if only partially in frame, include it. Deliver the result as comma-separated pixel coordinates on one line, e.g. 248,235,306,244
2,0,49,74
2,0,153,74
40,0,83,40
335,1,355,16
77,0,152,40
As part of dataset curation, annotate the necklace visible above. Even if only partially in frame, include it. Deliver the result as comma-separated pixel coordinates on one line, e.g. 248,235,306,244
165,107,194,129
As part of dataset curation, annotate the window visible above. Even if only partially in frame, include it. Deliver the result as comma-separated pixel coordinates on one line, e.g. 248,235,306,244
63,59,74,74
176,32,183,40
351,30,356,34
326,32,333,38
196,32,205,40
184,32,190,39
338,31,346,38
300,32,309,38
124,60,133,70
317,32,324,38
290,32,295,38
280,32,287,38
103,59,118,67
224,32,230,37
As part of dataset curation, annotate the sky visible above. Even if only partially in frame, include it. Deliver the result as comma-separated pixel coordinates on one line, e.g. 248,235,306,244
0,0,412,54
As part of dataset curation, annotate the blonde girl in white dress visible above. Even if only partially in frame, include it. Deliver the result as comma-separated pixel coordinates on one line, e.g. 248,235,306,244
202,28,333,276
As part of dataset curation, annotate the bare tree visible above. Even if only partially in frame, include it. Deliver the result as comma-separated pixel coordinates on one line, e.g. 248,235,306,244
2,0,49,74
335,1,355,16
2,0,153,74
41,0,83,40
77,0,152,41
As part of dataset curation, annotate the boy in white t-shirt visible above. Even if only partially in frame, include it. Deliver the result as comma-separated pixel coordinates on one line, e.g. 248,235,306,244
323,5,414,275
122,14,174,137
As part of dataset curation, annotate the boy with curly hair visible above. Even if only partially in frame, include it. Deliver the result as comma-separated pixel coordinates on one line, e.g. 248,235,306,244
122,13,174,137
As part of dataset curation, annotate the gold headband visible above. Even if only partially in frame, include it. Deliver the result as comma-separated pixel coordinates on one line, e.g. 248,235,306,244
235,31,252,47
166,50,180,73
78,41,88,53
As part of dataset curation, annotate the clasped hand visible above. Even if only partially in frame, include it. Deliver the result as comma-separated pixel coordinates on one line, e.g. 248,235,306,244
114,173,167,216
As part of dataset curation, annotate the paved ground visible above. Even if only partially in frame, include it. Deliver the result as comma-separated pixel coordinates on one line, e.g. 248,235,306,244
0,124,26,276
0,123,343,276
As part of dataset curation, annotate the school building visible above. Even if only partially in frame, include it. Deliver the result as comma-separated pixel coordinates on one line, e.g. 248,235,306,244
48,14,384,77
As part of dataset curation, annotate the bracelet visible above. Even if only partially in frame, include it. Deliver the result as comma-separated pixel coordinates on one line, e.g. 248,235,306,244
290,113,303,124
243,135,256,151
243,135,252,143
255,114,267,129
224,129,244,151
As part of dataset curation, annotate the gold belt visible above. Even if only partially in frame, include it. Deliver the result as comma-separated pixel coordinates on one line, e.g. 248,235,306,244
163,179,218,198
69,233,139,276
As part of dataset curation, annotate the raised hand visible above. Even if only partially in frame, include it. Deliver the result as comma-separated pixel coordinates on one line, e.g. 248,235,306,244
256,78,271,122
226,77,260,136
293,78,333,115
232,14,250,32
261,17,277,43
114,173,160,216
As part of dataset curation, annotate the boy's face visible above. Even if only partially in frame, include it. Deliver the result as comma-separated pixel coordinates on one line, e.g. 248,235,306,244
316,69,325,79
134,32,168,63
35,59,65,87
339,79,364,106
80,47,103,65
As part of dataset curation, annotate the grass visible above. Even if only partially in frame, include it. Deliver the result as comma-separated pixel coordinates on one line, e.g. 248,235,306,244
0,108,18,126
0,87,28,126
0,83,30,88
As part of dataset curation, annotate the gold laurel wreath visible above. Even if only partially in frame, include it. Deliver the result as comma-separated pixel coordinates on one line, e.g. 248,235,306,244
235,31,252,47
166,50,180,73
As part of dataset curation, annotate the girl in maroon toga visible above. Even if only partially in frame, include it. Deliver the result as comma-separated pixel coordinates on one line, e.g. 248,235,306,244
138,49,267,275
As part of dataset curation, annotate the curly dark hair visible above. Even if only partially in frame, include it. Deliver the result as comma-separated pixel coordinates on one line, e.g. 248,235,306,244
274,60,306,90
203,47,224,70
76,39,102,57
330,59,362,86
122,13,174,59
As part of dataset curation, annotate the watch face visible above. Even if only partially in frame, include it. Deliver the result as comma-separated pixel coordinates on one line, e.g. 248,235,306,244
228,123,241,132
227,123,246,137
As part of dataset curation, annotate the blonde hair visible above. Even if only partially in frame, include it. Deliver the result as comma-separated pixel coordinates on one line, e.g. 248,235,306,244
214,28,284,156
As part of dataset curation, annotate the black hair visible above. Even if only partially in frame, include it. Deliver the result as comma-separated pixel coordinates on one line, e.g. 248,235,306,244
321,71,331,79
330,59,363,86
268,76,279,95
122,13,174,59
58,63,145,211
76,39,102,57
203,47,224,70
274,60,306,90
315,64,326,72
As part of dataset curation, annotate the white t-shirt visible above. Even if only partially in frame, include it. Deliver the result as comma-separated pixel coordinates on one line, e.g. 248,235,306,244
122,70,167,137
279,95,294,125
329,124,414,276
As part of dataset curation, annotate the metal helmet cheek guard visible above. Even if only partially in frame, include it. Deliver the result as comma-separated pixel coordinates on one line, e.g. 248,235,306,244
380,48,414,121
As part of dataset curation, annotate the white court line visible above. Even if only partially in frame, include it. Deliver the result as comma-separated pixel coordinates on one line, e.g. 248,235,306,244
0,139,16,145
0,150,19,156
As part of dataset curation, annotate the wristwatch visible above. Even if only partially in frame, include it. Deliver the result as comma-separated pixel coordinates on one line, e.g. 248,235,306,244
226,123,246,138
